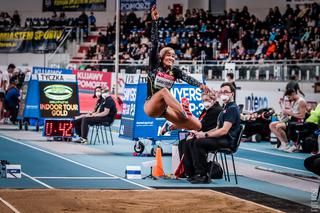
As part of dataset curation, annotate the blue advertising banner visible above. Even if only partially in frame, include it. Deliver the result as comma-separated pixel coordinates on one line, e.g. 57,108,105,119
32,67,72,74
119,74,204,140
22,74,41,119
119,74,139,139
119,84,138,138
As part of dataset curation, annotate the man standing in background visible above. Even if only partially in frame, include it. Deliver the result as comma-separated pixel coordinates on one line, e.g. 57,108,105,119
0,64,15,122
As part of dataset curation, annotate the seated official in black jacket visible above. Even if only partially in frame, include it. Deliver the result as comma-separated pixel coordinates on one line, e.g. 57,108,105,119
178,91,222,177
74,86,103,121
189,82,240,184
304,154,320,177
74,87,117,144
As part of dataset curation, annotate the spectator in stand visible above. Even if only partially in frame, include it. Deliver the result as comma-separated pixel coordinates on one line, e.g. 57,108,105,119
82,3,320,64
0,12,11,28
266,41,277,58
283,4,294,19
89,12,96,30
11,11,20,27
57,12,66,26
78,11,89,36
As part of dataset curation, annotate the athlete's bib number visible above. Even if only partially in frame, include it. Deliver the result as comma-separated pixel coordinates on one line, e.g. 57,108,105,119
154,72,175,89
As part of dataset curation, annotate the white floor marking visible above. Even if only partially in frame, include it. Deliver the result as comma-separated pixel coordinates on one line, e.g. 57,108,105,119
0,196,21,213
235,156,313,174
1,135,152,190
22,172,54,189
34,177,119,180
239,147,306,160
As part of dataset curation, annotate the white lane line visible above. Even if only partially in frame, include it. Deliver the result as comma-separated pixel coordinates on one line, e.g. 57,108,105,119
239,147,306,160
0,196,21,213
0,135,152,190
34,177,120,180
21,172,54,189
235,156,313,174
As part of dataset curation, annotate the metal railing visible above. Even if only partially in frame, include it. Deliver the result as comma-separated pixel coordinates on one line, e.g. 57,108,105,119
57,60,320,82
65,58,320,65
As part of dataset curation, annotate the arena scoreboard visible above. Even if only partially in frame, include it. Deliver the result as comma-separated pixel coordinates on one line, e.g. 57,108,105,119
43,119,74,138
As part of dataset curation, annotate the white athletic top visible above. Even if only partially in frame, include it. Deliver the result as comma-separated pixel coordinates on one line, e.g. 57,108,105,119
0,70,9,91
291,97,305,115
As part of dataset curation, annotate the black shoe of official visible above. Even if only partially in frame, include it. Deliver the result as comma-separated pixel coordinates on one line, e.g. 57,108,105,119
189,174,211,184
186,174,196,182
187,176,195,182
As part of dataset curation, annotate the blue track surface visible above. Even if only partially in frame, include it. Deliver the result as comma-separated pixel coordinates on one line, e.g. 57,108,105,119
0,131,317,207
0,136,147,189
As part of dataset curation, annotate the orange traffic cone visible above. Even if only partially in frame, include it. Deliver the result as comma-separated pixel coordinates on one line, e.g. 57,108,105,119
152,147,165,177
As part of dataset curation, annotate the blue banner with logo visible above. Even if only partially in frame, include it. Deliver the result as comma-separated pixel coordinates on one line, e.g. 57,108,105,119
32,67,72,74
22,75,41,119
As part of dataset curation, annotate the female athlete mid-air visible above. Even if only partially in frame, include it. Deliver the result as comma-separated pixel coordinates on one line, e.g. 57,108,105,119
144,6,210,134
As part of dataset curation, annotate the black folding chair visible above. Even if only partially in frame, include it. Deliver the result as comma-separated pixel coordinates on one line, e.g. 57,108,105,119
89,121,114,145
209,124,245,184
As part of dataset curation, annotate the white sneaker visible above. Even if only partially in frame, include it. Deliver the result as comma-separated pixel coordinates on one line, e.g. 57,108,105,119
80,138,88,144
286,145,300,153
277,143,290,151
73,137,87,144
72,136,81,142
159,121,172,136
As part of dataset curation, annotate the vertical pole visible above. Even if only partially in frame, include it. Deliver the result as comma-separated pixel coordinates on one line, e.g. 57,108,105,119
44,52,46,67
115,0,120,100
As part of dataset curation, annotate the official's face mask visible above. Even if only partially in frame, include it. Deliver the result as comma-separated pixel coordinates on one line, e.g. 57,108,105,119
220,94,230,102
102,92,109,98
95,92,101,97
203,101,212,109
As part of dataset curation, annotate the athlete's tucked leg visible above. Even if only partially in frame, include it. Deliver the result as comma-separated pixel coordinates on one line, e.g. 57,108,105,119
144,88,201,131
144,88,184,118
164,107,201,130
